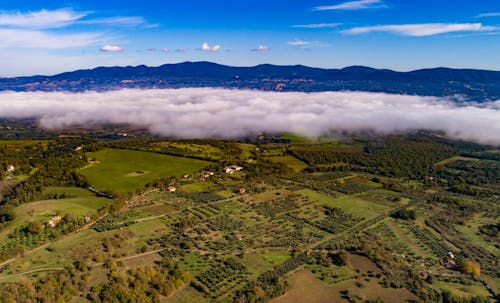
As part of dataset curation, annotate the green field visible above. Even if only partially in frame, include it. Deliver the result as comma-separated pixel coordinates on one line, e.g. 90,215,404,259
237,143,256,160
261,251,291,264
154,141,225,161
299,189,390,219
454,214,500,255
0,187,109,240
432,281,492,298
181,181,216,192
80,148,211,194
268,156,308,172
0,139,50,147
166,285,208,303
435,156,478,166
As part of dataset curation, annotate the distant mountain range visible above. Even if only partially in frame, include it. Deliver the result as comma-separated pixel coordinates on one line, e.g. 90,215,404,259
1,61,499,101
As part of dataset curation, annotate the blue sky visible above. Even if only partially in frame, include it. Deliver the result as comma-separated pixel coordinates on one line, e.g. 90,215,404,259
0,0,499,76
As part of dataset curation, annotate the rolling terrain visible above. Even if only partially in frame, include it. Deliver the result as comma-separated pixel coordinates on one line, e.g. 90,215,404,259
1,62,499,101
0,131,498,302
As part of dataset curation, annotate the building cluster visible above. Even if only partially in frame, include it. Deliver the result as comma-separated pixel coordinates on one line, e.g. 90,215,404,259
440,252,457,269
46,215,62,228
223,165,243,174
203,171,215,179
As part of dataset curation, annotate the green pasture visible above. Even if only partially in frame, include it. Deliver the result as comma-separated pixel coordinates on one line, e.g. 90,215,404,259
80,148,210,194
432,281,492,298
0,139,50,148
454,214,499,255
298,189,390,219
0,187,109,240
268,155,308,172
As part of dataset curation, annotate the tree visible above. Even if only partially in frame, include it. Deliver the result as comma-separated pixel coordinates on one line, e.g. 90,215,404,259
457,259,481,278
330,250,351,266
392,209,416,220
27,221,44,234
63,213,74,222
0,205,15,223
252,285,265,300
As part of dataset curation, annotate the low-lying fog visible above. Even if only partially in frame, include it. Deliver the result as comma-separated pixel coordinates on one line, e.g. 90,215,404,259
1,88,499,145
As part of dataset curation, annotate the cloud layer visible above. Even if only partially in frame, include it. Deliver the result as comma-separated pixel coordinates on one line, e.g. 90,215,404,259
0,88,499,145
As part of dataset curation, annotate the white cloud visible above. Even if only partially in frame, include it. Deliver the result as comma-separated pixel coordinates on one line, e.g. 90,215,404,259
78,16,147,27
292,23,342,29
313,0,386,11
0,88,498,145
161,48,169,53
342,23,498,36
287,38,330,49
476,12,500,18
0,8,151,50
252,45,270,51
0,28,103,48
200,42,221,52
0,8,150,29
0,8,88,29
287,38,312,46
100,44,123,52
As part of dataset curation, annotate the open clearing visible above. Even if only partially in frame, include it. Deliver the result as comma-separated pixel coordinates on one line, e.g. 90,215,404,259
432,281,492,298
454,214,499,255
166,285,207,303
435,156,478,166
299,189,390,219
273,258,418,303
0,187,109,239
268,155,308,172
270,269,342,303
0,139,50,147
80,148,210,194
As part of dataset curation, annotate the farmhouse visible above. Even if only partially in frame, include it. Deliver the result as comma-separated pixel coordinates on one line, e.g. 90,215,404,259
203,171,215,178
440,259,457,269
167,185,177,192
7,165,15,173
46,215,62,228
223,165,243,174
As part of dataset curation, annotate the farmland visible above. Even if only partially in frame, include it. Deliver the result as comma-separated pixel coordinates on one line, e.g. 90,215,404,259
0,133,498,302
80,148,211,194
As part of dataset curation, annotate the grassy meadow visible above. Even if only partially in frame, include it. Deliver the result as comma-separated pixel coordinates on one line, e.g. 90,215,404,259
0,187,109,240
80,148,211,194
